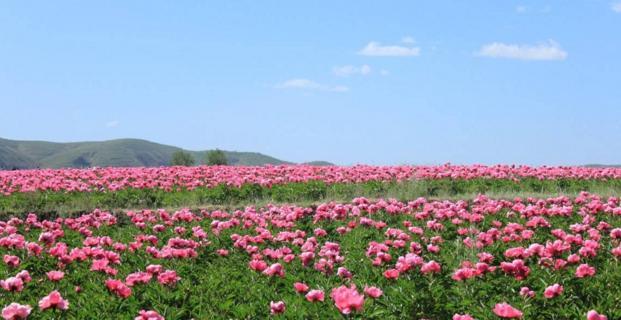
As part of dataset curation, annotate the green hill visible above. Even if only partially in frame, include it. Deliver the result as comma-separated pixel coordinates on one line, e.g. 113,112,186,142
0,137,330,169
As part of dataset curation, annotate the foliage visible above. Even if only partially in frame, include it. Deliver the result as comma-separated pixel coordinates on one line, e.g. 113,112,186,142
170,151,195,166
205,149,228,166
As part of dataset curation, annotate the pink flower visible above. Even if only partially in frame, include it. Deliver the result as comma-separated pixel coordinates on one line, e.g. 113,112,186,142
493,303,522,318
364,286,383,299
306,290,325,302
453,314,475,320
0,278,24,292
576,264,596,278
126,272,152,286
157,270,180,286
262,263,284,278
38,290,69,311
330,285,364,315
587,310,608,320
1,303,31,320
294,282,309,293
337,267,352,279
421,260,441,274
15,271,31,283
500,259,530,280
519,287,535,298
46,271,65,282
270,301,285,315
544,283,563,299
146,264,163,275
105,279,132,298
452,267,480,281
3,256,20,268
135,309,165,320
383,269,400,280
249,260,268,272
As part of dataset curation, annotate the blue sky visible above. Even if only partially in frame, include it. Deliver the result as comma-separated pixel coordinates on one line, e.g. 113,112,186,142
1,1,620,165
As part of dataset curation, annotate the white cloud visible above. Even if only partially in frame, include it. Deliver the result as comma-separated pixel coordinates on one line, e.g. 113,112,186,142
105,120,119,127
401,36,416,44
612,2,621,12
515,5,551,14
358,42,420,57
380,69,390,76
332,64,372,77
476,41,567,61
275,78,348,92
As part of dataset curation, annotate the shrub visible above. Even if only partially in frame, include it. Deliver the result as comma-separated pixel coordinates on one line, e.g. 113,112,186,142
171,151,195,166
205,149,228,166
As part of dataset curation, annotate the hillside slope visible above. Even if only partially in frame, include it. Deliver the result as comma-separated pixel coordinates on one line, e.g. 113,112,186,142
0,137,313,169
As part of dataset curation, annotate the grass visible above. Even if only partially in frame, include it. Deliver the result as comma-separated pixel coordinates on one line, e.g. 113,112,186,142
2,178,621,217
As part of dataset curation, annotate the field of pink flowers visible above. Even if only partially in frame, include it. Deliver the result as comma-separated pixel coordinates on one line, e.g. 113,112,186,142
1,191,620,319
2,165,621,195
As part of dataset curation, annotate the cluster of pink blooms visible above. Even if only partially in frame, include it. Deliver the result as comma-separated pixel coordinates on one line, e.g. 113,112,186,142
1,191,620,318
0,165,414,194
2,164,621,194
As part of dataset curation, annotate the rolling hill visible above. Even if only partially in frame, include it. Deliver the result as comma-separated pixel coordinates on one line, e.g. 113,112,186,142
0,137,332,169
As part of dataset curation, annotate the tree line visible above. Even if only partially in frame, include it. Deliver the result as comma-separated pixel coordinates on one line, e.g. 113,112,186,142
171,149,228,166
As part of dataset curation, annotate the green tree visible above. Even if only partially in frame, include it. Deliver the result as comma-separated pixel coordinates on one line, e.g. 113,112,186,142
171,151,195,166
205,149,228,165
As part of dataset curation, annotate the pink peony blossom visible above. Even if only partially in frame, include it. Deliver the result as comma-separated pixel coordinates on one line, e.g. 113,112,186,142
306,289,325,302
544,283,563,299
587,310,608,320
294,282,309,293
330,285,364,314
105,279,132,298
46,271,65,282
576,264,596,278
493,303,522,318
519,287,535,298
3,256,20,268
421,260,441,274
135,309,165,320
364,286,383,299
38,290,69,311
157,270,180,285
0,278,23,292
270,301,285,315
1,303,31,320
383,269,400,280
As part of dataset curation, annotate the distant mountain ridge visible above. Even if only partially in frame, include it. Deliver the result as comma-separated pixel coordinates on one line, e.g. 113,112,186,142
0,137,332,169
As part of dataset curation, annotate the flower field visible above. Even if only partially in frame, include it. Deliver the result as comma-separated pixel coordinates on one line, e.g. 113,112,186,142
2,165,621,195
1,166,620,319
4,165,621,217
1,177,621,319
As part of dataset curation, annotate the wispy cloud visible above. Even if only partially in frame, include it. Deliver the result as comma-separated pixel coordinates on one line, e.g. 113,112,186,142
105,120,120,128
358,42,420,57
476,41,567,61
401,36,416,44
515,5,551,14
612,2,621,12
274,78,348,92
332,64,371,77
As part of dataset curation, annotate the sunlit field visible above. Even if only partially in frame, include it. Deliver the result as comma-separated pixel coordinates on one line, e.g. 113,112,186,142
0,165,619,319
